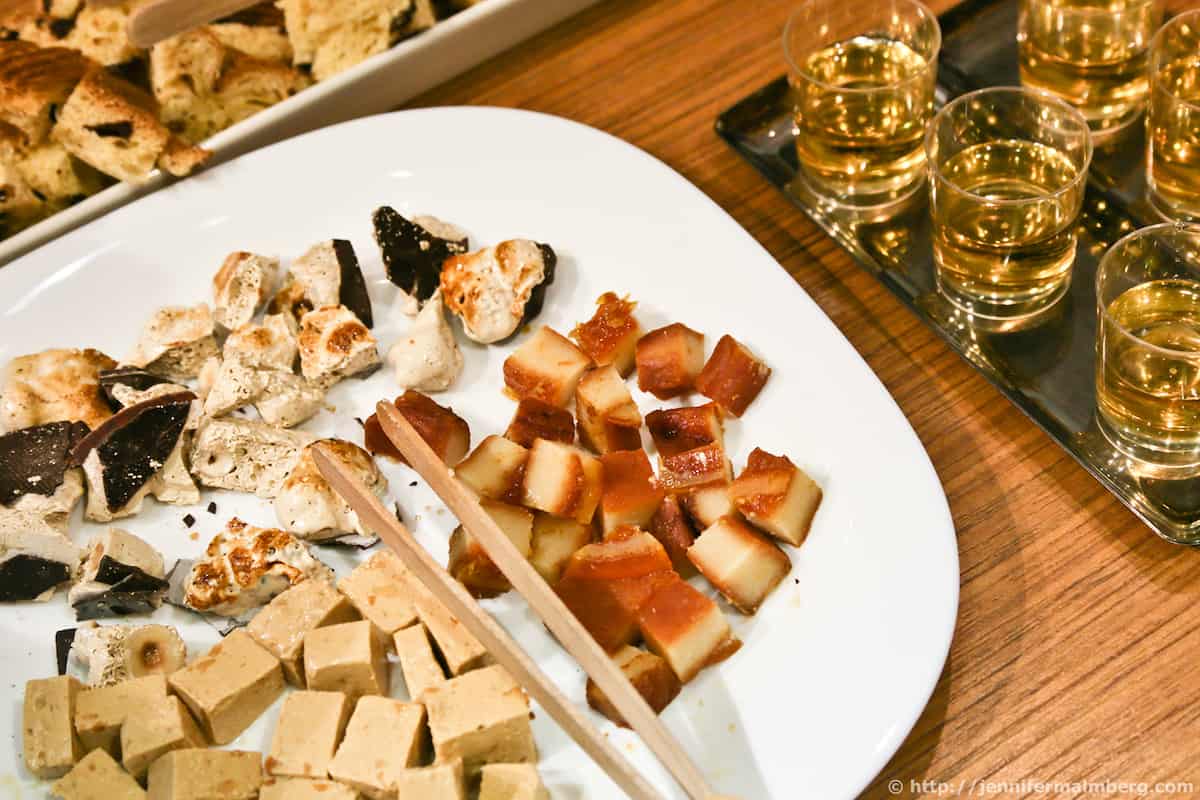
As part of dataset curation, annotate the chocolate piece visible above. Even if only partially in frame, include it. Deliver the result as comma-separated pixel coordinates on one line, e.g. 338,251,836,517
0,554,71,601
182,514,195,527
525,244,557,326
207,502,217,514
55,627,76,675
72,587,162,619
372,207,467,304
333,238,374,328
98,367,173,410
0,421,90,505
70,392,194,512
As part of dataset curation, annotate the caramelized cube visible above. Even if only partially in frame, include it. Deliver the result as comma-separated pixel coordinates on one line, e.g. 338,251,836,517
657,443,731,492
575,366,642,454
600,449,663,534
688,516,791,614
555,530,675,651
585,645,681,727
364,391,470,465
520,439,603,524
680,484,736,530
503,326,591,407
695,335,771,417
570,292,641,377
448,501,534,598
645,403,723,458
455,435,528,504
635,323,704,400
648,495,697,577
529,513,593,584
636,575,740,683
730,448,822,546
505,397,574,447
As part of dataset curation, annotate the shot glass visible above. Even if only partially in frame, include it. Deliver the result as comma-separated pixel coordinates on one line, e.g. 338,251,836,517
1018,0,1161,142
1147,10,1200,222
1096,223,1200,476
925,87,1092,328
782,0,940,208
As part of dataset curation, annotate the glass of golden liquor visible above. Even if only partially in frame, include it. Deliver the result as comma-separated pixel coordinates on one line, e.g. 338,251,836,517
782,0,941,208
1096,223,1200,475
1018,0,1161,142
925,87,1092,328
1147,10,1200,223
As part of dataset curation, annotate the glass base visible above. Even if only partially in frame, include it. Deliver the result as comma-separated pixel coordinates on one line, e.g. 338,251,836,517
1097,412,1200,480
1147,187,1200,225
793,164,927,213
934,269,1070,333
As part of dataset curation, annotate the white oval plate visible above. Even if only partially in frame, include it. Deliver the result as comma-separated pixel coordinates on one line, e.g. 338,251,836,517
0,108,958,799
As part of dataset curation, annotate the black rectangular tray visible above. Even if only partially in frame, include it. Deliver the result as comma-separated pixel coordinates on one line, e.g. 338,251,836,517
715,0,1200,544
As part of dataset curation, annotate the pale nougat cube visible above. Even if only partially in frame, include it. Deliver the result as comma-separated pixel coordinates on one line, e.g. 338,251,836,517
730,448,822,547
260,778,360,800
266,691,352,778
448,500,534,598
303,621,388,700
247,578,360,686
328,697,426,799
297,305,380,384
599,449,663,534
393,624,446,701
336,551,420,644
520,439,603,524
168,629,284,745
689,516,791,614
529,513,593,584
146,749,262,800
636,576,740,683
502,326,591,407
212,251,277,331
575,366,642,454
52,749,145,800
393,758,465,799
455,434,528,503
423,666,537,778
681,484,737,530
23,675,82,779
479,764,549,800
635,323,704,400
75,675,168,756
120,696,206,780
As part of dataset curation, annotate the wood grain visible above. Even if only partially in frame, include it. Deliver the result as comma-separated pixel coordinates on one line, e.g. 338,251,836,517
409,1,1200,797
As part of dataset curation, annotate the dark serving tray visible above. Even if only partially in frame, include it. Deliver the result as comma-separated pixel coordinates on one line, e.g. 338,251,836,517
715,0,1200,544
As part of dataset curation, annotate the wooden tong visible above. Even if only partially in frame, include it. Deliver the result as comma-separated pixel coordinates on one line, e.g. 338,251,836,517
126,0,261,47
314,400,727,800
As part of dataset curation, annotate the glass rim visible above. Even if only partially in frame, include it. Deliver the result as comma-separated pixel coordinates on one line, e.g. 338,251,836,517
781,0,942,95
924,86,1094,208
1097,222,1200,357
1023,0,1158,18
1150,9,1200,114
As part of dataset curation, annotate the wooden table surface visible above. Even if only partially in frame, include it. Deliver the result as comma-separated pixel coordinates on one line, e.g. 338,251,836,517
414,2,1200,798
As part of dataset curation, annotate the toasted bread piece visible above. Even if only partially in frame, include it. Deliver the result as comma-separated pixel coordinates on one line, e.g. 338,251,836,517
211,4,292,63
636,323,705,400
17,2,143,67
306,0,434,81
0,40,89,144
215,49,307,129
695,334,771,417
570,292,640,377
575,365,642,455
15,140,105,202
0,157,48,237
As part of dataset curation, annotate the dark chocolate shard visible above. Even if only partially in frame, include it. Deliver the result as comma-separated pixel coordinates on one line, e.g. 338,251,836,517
522,243,557,327
0,553,71,601
70,392,194,512
372,206,467,303
92,554,169,594
164,558,195,609
333,238,374,328
98,366,173,410
55,627,76,675
0,421,90,505
72,584,162,620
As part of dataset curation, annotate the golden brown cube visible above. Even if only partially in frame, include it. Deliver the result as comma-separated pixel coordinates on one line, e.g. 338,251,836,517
364,391,470,465
120,696,206,781
448,500,534,598
329,697,426,799
247,578,360,686
424,666,537,778
689,516,792,614
730,448,823,547
336,551,420,644
695,334,771,417
52,749,144,800
503,326,592,407
23,675,82,779
505,396,574,447
75,675,168,756
635,323,704,400
393,759,465,799
648,495,698,577
146,749,262,800
575,365,643,454
303,621,389,700
168,630,283,745
479,764,549,800
585,645,681,728
393,624,446,701
600,449,663,534
681,484,737,530
570,292,641,377
657,443,732,492
455,434,528,504
521,438,603,524
529,513,594,584
645,402,723,458
636,575,740,683
260,778,359,800
266,690,352,779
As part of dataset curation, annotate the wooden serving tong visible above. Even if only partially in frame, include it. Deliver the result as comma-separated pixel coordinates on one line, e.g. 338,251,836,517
314,401,733,800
